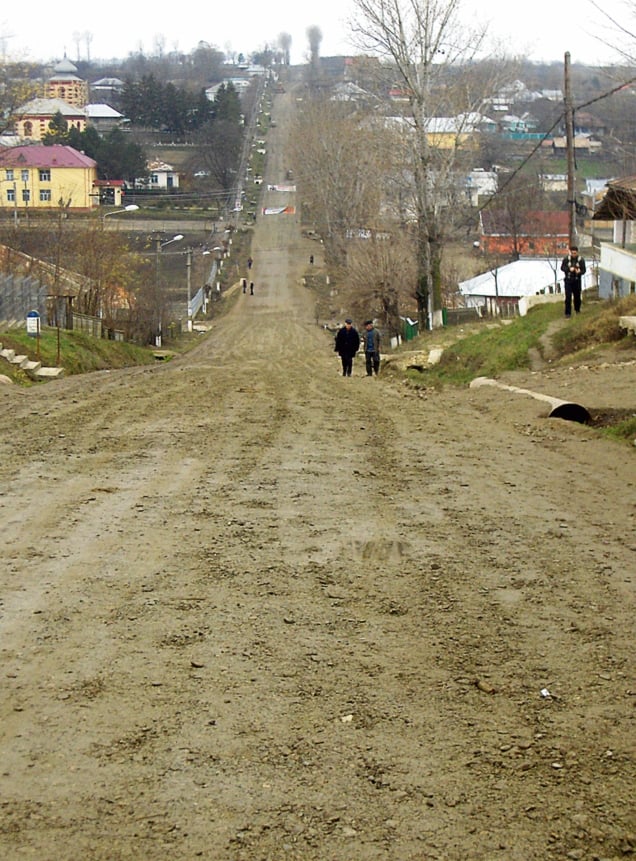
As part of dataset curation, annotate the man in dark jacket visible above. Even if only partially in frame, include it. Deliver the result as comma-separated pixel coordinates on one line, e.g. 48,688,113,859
560,245,586,317
334,318,360,377
363,319,381,376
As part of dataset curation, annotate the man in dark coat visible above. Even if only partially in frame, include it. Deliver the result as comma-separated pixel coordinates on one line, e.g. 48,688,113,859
560,244,586,317
334,318,360,377
362,319,381,376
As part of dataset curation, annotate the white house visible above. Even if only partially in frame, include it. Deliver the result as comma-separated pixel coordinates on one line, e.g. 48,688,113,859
465,168,497,206
459,258,595,314
84,103,127,133
592,175,636,298
134,160,179,191
598,243,636,299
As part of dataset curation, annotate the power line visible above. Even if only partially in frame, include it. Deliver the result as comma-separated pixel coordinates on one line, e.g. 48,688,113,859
478,70,636,215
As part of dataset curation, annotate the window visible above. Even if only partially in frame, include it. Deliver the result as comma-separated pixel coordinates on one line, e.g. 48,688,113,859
22,189,30,203
23,121,33,136
39,169,51,182
151,174,159,185
40,190,52,202
21,169,29,182
7,189,15,202
5,169,14,181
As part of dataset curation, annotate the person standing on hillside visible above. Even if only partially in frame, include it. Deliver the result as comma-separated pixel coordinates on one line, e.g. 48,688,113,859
363,320,381,377
334,318,360,377
560,245,586,317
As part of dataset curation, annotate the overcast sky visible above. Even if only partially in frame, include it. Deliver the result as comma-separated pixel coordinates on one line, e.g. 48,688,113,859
1,0,631,66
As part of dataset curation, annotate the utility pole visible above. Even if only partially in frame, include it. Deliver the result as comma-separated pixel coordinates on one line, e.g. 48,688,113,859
564,51,577,246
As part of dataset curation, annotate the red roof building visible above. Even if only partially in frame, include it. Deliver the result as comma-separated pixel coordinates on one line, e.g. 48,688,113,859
479,210,570,258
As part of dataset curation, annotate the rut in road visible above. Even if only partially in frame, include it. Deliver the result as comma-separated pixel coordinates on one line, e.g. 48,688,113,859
0,88,634,861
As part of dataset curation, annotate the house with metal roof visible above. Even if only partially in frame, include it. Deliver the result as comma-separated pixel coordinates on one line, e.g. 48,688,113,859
458,258,595,314
13,98,87,141
0,144,99,212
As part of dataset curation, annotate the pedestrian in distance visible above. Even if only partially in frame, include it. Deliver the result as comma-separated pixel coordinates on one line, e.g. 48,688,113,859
309,254,314,265
363,320,381,376
560,244,586,317
241,278,247,294
250,281,254,295
247,256,253,270
334,318,360,377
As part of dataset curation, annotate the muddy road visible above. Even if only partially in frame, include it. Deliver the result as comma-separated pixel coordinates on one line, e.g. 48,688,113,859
0,92,634,861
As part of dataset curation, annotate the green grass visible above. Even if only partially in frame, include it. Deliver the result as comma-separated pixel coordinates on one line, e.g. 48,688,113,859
601,415,636,443
404,294,636,388
0,327,155,382
408,304,560,386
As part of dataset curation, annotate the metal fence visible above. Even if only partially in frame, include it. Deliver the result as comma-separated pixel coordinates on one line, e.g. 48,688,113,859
0,273,49,328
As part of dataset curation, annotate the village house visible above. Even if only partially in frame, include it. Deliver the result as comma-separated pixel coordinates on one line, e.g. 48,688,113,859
90,77,125,101
458,258,595,316
593,176,636,299
133,160,179,191
479,210,570,258
12,60,126,142
84,104,127,134
0,145,99,212
465,168,498,206
13,98,87,141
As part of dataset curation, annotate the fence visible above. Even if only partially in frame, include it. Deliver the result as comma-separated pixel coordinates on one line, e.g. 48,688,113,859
0,273,49,328
71,311,103,338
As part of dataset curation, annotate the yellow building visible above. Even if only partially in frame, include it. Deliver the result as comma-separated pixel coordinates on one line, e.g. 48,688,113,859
0,144,98,212
13,98,87,141
45,57,89,108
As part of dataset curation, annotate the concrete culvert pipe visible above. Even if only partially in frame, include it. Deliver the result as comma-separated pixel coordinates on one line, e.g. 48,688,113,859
469,377,591,424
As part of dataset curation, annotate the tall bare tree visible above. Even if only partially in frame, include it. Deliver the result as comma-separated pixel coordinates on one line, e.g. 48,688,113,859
290,98,386,266
346,230,417,337
350,0,496,328
278,32,292,65
306,25,323,88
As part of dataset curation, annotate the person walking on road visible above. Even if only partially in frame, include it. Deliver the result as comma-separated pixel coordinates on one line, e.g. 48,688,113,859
560,245,586,317
362,320,381,376
334,318,360,377
250,282,254,295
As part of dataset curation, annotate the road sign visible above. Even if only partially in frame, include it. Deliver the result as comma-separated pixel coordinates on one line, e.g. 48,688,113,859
26,310,41,337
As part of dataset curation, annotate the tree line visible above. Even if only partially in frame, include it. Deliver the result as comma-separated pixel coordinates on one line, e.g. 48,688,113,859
119,76,242,135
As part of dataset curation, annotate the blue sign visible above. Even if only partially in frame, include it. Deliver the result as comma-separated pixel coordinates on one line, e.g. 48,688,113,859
26,310,40,337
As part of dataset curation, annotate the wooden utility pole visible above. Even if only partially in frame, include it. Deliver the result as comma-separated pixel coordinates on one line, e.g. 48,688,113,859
564,51,577,246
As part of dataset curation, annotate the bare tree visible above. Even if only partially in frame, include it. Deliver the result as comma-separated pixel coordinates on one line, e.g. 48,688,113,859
0,62,39,135
306,26,323,64
346,230,417,337
589,0,636,63
306,25,323,87
278,32,292,65
350,0,505,328
290,98,386,266
67,221,143,323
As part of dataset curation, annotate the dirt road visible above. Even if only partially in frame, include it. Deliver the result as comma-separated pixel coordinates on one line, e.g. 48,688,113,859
1,93,634,861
